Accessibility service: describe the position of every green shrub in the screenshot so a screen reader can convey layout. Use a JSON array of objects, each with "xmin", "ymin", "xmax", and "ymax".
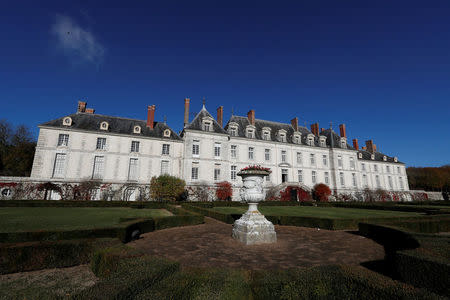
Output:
[
  {"xmin": 150, "ymin": 175, "xmax": 186, "ymax": 201},
  {"xmin": 0, "ymin": 200, "xmax": 167, "ymax": 208},
  {"xmin": 135, "ymin": 268, "xmax": 252, "ymax": 300},
  {"xmin": 0, "ymin": 238, "xmax": 119, "ymax": 274}
]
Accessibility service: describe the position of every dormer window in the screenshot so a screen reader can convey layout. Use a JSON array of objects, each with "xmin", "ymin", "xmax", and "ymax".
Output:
[
  {"xmin": 307, "ymin": 134, "xmax": 314, "ymax": 146},
  {"xmin": 100, "ymin": 122, "xmax": 109, "ymax": 131},
  {"xmin": 133, "ymin": 126, "xmax": 141, "ymax": 134},
  {"xmin": 319, "ymin": 136, "xmax": 326, "ymax": 147},
  {"xmin": 277, "ymin": 129, "xmax": 287, "ymax": 142},
  {"xmin": 394, "ymin": 157, "xmax": 398, "ymax": 163},
  {"xmin": 246, "ymin": 125, "xmax": 256, "ymax": 139},
  {"xmin": 371, "ymin": 154, "xmax": 375, "ymax": 160},
  {"xmin": 202, "ymin": 117, "xmax": 214, "ymax": 132},
  {"xmin": 293, "ymin": 133, "xmax": 301, "ymax": 144},
  {"xmin": 383, "ymin": 156, "xmax": 387, "ymax": 161},
  {"xmin": 358, "ymin": 153, "xmax": 363, "ymax": 159},
  {"xmin": 163, "ymin": 129, "xmax": 171, "ymax": 138},
  {"xmin": 62, "ymin": 117, "xmax": 72, "ymax": 126},
  {"xmin": 340, "ymin": 137, "xmax": 347, "ymax": 149},
  {"xmin": 227, "ymin": 122, "xmax": 239, "ymax": 137},
  {"xmin": 262, "ymin": 127, "xmax": 271, "ymax": 141}
]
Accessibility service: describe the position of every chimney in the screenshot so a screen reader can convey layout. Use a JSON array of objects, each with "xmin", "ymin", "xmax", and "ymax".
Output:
[
  {"xmin": 362, "ymin": 146, "xmax": 367, "ymax": 150},
  {"xmin": 85, "ymin": 108, "xmax": 95, "ymax": 114},
  {"xmin": 339, "ymin": 124, "xmax": 346, "ymax": 138},
  {"xmin": 365, "ymin": 140, "xmax": 377, "ymax": 153},
  {"xmin": 217, "ymin": 106, "xmax": 223, "ymax": 127},
  {"xmin": 183, "ymin": 98, "xmax": 190, "ymax": 127},
  {"xmin": 290, "ymin": 117, "xmax": 299, "ymax": 131},
  {"xmin": 247, "ymin": 110, "xmax": 255, "ymax": 126},
  {"xmin": 147, "ymin": 105, "xmax": 155, "ymax": 129},
  {"xmin": 352, "ymin": 139, "xmax": 359, "ymax": 150},
  {"xmin": 320, "ymin": 128, "xmax": 325, "ymax": 133},
  {"xmin": 77, "ymin": 101, "xmax": 86, "ymax": 113},
  {"xmin": 310, "ymin": 123, "xmax": 319, "ymax": 136}
]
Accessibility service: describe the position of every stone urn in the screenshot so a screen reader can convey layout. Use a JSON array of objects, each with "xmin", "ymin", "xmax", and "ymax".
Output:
[{"xmin": 232, "ymin": 168, "xmax": 277, "ymax": 245}]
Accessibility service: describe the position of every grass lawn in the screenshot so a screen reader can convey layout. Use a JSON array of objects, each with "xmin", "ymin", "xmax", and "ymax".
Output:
[
  {"xmin": 0, "ymin": 207, "xmax": 172, "ymax": 232},
  {"xmin": 211, "ymin": 206, "xmax": 423, "ymax": 219}
]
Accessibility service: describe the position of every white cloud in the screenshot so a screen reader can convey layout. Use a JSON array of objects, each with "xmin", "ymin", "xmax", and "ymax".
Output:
[{"xmin": 51, "ymin": 14, "xmax": 105, "ymax": 65}]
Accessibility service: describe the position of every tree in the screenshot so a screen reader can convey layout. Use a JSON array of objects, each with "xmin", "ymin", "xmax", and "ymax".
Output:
[
  {"xmin": 186, "ymin": 181, "xmax": 213, "ymax": 202},
  {"xmin": 215, "ymin": 181, "xmax": 232, "ymax": 201},
  {"xmin": 312, "ymin": 183, "xmax": 331, "ymax": 202},
  {"xmin": 150, "ymin": 175, "xmax": 186, "ymax": 202}
]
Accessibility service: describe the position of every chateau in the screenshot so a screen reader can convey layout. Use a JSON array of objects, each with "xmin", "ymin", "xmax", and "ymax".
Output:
[{"xmin": 25, "ymin": 99, "xmax": 408, "ymax": 200}]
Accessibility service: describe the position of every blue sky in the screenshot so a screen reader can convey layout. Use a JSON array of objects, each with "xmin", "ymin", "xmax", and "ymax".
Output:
[{"xmin": 1, "ymin": 1, "xmax": 449, "ymax": 167}]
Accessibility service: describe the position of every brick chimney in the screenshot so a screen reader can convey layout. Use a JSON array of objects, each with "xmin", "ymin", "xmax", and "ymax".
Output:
[
  {"xmin": 147, "ymin": 105, "xmax": 155, "ymax": 129},
  {"xmin": 352, "ymin": 139, "xmax": 359, "ymax": 150},
  {"xmin": 290, "ymin": 117, "xmax": 299, "ymax": 131},
  {"xmin": 85, "ymin": 108, "xmax": 95, "ymax": 114},
  {"xmin": 362, "ymin": 146, "xmax": 367, "ymax": 150},
  {"xmin": 339, "ymin": 124, "xmax": 346, "ymax": 138},
  {"xmin": 247, "ymin": 110, "xmax": 255, "ymax": 126},
  {"xmin": 77, "ymin": 101, "xmax": 86, "ymax": 113},
  {"xmin": 365, "ymin": 140, "xmax": 377, "ymax": 153},
  {"xmin": 217, "ymin": 106, "xmax": 223, "ymax": 127},
  {"xmin": 183, "ymin": 98, "xmax": 190, "ymax": 127},
  {"xmin": 310, "ymin": 123, "xmax": 319, "ymax": 136}
]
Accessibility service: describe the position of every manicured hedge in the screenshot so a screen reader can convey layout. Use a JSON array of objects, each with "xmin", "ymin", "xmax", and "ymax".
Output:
[
  {"xmin": 250, "ymin": 265, "xmax": 441, "ymax": 299},
  {"xmin": 0, "ymin": 238, "xmax": 120, "ymax": 274},
  {"xmin": 0, "ymin": 200, "xmax": 168, "ymax": 208}
]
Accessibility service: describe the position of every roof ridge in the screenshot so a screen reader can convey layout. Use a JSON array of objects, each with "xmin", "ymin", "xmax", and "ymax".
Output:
[{"xmin": 75, "ymin": 112, "xmax": 147, "ymax": 123}]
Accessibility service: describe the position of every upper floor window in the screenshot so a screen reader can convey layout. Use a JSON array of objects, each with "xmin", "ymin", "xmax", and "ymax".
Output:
[
  {"xmin": 57, "ymin": 134, "xmax": 69, "ymax": 147},
  {"xmin": 277, "ymin": 130, "xmax": 287, "ymax": 142},
  {"xmin": 96, "ymin": 138, "xmax": 107, "ymax": 150},
  {"xmin": 214, "ymin": 143, "xmax": 221, "ymax": 158},
  {"xmin": 386, "ymin": 166, "xmax": 390, "ymax": 173},
  {"xmin": 308, "ymin": 136, "xmax": 314, "ymax": 146},
  {"xmin": 202, "ymin": 117, "xmax": 214, "ymax": 132},
  {"xmin": 399, "ymin": 177, "xmax": 404, "ymax": 190},
  {"xmin": 231, "ymin": 165, "xmax": 237, "ymax": 181},
  {"xmin": 128, "ymin": 158, "xmax": 138, "ymax": 181},
  {"xmin": 374, "ymin": 164, "xmax": 378, "ymax": 172},
  {"xmin": 203, "ymin": 121, "xmax": 212, "ymax": 131},
  {"xmin": 337, "ymin": 155, "xmax": 343, "ymax": 168},
  {"xmin": 62, "ymin": 117, "xmax": 72, "ymax": 126},
  {"xmin": 350, "ymin": 157, "xmax": 355, "ymax": 170},
  {"xmin": 163, "ymin": 129, "xmax": 171, "ymax": 138},
  {"xmin": 293, "ymin": 133, "xmax": 301, "ymax": 144},
  {"xmin": 319, "ymin": 136, "xmax": 326, "ymax": 147},
  {"xmin": 376, "ymin": 175, "xmax": 381, "ymax": 187},
  {"xmin": 340, "ymin": 139, "xmax": 347, "ymax": 149},
  {"xmin": 281, "ymin": 150, "xmax": 287, "ymax": 162},
  {"xmin": 363, "ymin": 174, "xmax": 368, "ymax": 187},
  {"xmin": 388, "ymin": 176, "xmax": 393, "ymax": 189},
  {"xmin": 131, "ymin": 141, "xmax": 140, "ymax": 153},
  {"xmin": 133, "ymin": 126, "xmax": 141, "ymax": 134},
  {"xmin": 322, "ymin": 155, "xmax": 327, "ymax": 166},
  {"xmin": 214, "ymin": 167, "xmax": 221, "ymax": 181},
  {"xmin": 246, "ymin": 128, "xmax": 255, "ymax": 139},
  {"xmin": 92, "ymin": 156, "xmax": 104, "ymax": 179},
  {"xmin": 352, "ymin": 173, "xmax": 357, "ymax": 187},
  {"xmin": 192, "ymin": 140, "xmax": 200, "ymax": 156},
  {"xmin": 324, "ymin": 172, "xmax": 329, "ymax": 185},
  {"xmin": 397, "ymin": 166, "xmax": 400, "ymax": 174},
  {"xmin": 312, "ymin": 171, "xmax": 317, "ymax": 184},
  {"xmin": 265, "ymin": 149, "xmax": 270, "ymax": 161},
  {"xmin": 231, "ymin": 145, "xmax": 237, "ymax": 158},
  {"xmin": 340, "ymin": 172, "xmax": 345, "ymax": 187},
  {"xmin": 361, "ymin": 163, "xmax": 366, "ymax": 171},
  {"xmin": 52, "ymin": 153, "xmax": 66, "ymax": 178},
  {"xmin": 297, "ymin": 152, "xmax": 302, "ymax": 164},
  {"xmin": 161, "ymin": 160, "xmax": 169, "ymax": 175},
  {"xmin": 162, "ymin": 144, "xmax": 170, "ymax": 155},
  {"xmin": 229, "ymin": 127, "xmax": 237, "ymax": 136},
  {"xmin": 310, "ymin": 153, "xmax": 315, "ymax": 165},
  {"xmin": 100, "ymin": 121, "xmax": 109, "ymax": 131},
  {"xmin": 191, "ymin": 163, "xmax": 199, "ymax": 180},
  {"xmin": 298, "ymin": 170, "xmax": 303, "ymax": 183},
  {"xmin": 248, "ymin": 147, "xmax": 254, "ymax": 160}
]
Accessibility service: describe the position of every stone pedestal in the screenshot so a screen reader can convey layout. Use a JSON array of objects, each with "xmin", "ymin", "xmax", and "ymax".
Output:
[{"xmin": 232, "ymin": 203, "xmax": 277, "ymax": 245}]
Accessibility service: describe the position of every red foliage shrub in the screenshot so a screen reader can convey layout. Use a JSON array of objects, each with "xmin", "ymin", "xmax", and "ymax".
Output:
[
  {"xmin": 215, "ymin": 181, "xmax": 233, "ymax": 201},
  {"xmin": 313, "ymin": 184, "xmax": 331, "ymax": 202},
  {"xmin": 280, "ymin": 186, "xmax": 312, "ymax": 202}
]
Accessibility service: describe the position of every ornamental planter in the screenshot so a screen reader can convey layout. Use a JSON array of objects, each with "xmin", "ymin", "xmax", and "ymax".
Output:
[{"xmin": 232, "ymin": 168, "xmax": 277, "ymax": 245}]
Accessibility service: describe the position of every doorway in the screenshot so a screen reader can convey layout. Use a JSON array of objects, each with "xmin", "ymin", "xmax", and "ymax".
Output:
[{"xmin": 281, "ymin": 169, "xmax": 288, "ymax": 183}]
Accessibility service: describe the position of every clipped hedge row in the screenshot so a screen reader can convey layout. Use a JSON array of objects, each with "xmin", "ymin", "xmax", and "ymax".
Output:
[
  {"xmin": 0, "ymin": 238, "xmax": 120, "ymax": 274},
  {"xmin": 0, "ymin": 200, "xmax": 168, "ymax": 208}
]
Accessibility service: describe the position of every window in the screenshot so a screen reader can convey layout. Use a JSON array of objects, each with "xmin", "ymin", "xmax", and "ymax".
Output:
[
  {"xmin": 192, "ymin": 140, "xmax": 200, "ymax": 156},
  {"xmin": 265, "ymin": 149, "xmax": 270, "ymax": 161},
  {"xmin": 248, "ymin": 147, "xmax": 254, "ymax": 160},
  {"xmin": 282, "ymin": 169, "xmax": 288, "ymax": 182},
  {"xmin": 57, "ymin": 134, "xmax": 69, "ymax": 147},
  {"xmin": 320, "ymin": 139, "xmax": 326, "ymax": 147},
  {"xmin": 308, "ymin": 137, "xmax": 314, "ymax": 146},
  {"xmin": 229, "ymin": 127, "xmax": 237, "ymax": 136},
  {"xmin": 266, "ymin": 173, "xmax": 271, "ymax": 182},
  {"xmin": 203, "ymin": 121, "xmax": 211, "ymax": 131},
  {"xmin": 363, "ymin": 174, "xmax": 368, "ymax": 187},
  {"xmin": 352, "ymin": 173, "xmax": 357, "ymax": 187},
  {"xmin": 298, "ymin": 170, "xmax": 303, "ymax": 183},
  {"xmin": 386, "ymin": 166, "xmax": 390, "ymax": 173},
  {"xmin": 231, "ymin": 166, "xmax": 237, "ymax": 181},
  {"xmin": 383, "ymin": 156, "xmax": 387, "ymax": 161},
  {"xmin": 246, "ymin": 129, "xmax": 255, "ymax": 139},
  {"xmin": 214, "ymin": 168, "xmax": 221, "ymax": 181},
  {"xmin": 337, "ymin": 155, "xmax": 343, "ymax": 168},
  {"xmin": 340, "ymin": 140, "xmax": 346, "ymax": 149},
  {"xmin": 281, "ymin": 150, "xmax": 287, "ymax": 162},
  {"xmin": 340, "ymin": 172, "xmax": 345, "ymax": 187},
  {"xmin": 358, "ymin": 153, "xmax": 363, "ymax": 159},
  {"xmin": 312, "ymin": 171, "xmax": 317, "ymax": 184},
  {"xmin": 376, "ymin": 175, "xmax": 381, "ymax": 188},
  {"xmin": 133, "ymin": 126, "xmax": 141, "ymax": 134},
  {"xmin": 161, "ymin": 160, "xmax": 169, "ymax": 175},
  {"xmin": 263, "ymin": 131, "xmax": 270, "ymax": 141},
  {"xmin": 310, "ymin": 153, "xmax": 315, "ymax": 165},
  {"xmin": 162, "ymin": 144, "xmax": 170, "ymax": 155},
  {"xmin": 297, "ymin": 152, "xmax": 302, "ymax": 164},
  {"xmin": 128, "ymin": 158, "xmax": 138, "ymax": 181},
  {"xmin": 350, "ymin": 157, "xmax": 355, "ymax": 170},
  {"xmin": 324, "ymin": 172, "xmax": 329, "ymax": 185},
  {"xmin": 278, "ymin": 133, "xmax": 286, "ymax": 142},
  {"xmin": 397, "ymin": 166, "xmax": 400, "ymax": 174},
  {"xmin": 399, "ymin": 177, "xmax": 404, "ymax": 190},
  {"xmin": 322, "ymin": 155, "xmax": 327, "ymax": 166},
  {"xmin": 191, "ymin": 164, "xmax": 199, "ymax": 180},
  {"xmin": 63, "ymin": 117, "xmax": 72, "ymax": 126},
  {"xmin": 231, "ymin": 145, "xmax": 237, "ymax": 158},
  {"xmin": 96, "ymin": 138, "xmax": 106, "ymax": 150},
  {"xmin": 388, "ymin": 176, "xmax": 393, "ymax": 189},
  {"xmin": 92, "ymin": 156, "xmax": 104, "ymax": 179},
  {"xmin": 214, "ymin": 143, "xmax": 221, "ymax": 158},
  {"xmin": 362, "ymin": 163, "xmax": 366, "ymax": 171},
  {"xmin": 374, "ymin": 164, "xmax": 378, "ymax": 172},
  {"xmin": 131, "ymin": 141, "xmax": 140, "ymax": 153},
  {"xmin": 100, "ymin": 122, "xmax": 109, "ymax": 130},
  {"xmin": 52, "ymin": 153, "xmax": 66, "ymax": 178},
  {"xmin": 293, "ymin": 134, "xmax": 301, "ymax": 144}
]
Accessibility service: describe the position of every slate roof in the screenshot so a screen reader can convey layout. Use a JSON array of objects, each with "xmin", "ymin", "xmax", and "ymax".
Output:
[
  {"xmin": 357, "ymin": 150, "xmax": 403, "ymax": 164},
  {"xmin": 183, "ymin": 106, "xmax": 228, "ymax": 135},
  {"xmin": 40, "ymin": 113, "xmax": 182, "ymax": 141}
]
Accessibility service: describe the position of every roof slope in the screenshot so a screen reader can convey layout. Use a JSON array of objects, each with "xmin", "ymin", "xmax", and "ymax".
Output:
[
  {"xmin": 40, "ymin": 113, "xmax": 182, "ymax": 141},
  {"xmin": 184, "ymin": 106, "xmax": 227, "ymax": 134}
]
